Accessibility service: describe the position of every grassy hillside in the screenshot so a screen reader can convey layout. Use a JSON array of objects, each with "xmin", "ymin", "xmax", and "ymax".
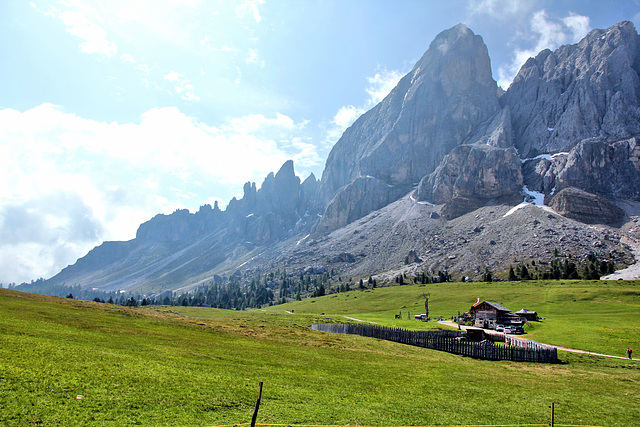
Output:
[
  {"xmin": 270, "ymin": 280, "xmax": 640, "ymax": 356},
  {"xmin": 1, "ymin": 283, "xmax": 639, "ymax": 426}
]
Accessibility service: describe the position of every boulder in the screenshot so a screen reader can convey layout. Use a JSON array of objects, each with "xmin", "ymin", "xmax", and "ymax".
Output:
[
  {"xmin": 330, "ymin": 253, "xmax": 356, "ymax": 263},
  {"xmin": 405, "ymin": 250, "xmax": 423, "ymax": 264},
  {"xmin": 303, "ymin": 266, "xmax": 327, "ymax": 275}
]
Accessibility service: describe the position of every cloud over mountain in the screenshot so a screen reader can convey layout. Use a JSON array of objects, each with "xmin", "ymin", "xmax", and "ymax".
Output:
[{"xmin": 0, "ymin": 103, "xmax": 317, "ymax": 284}]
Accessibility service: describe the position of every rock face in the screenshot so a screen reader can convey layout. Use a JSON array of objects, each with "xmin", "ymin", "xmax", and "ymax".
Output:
[
  {"xmin": 416, "ymin": 144, "xmax": 523, "ymax": 218},
  {"xmin": 317, "ymin": 24, "xmax": 501, "ymax": 230},
  {"xmin": 502, "ymin": 21, "xmax": 640, "ymax": 158},
  {"xmin": 556, "ymin": 137, "xmax": 640, "ymax": 199},
  {"xmin": 223, "ymin": 160, "xmax": 321, "ymax": 244},
  {"xmin": 314, "ymin": 176, "xmax": 407, "ymax": 233},
  {"xmin": 405, "ymin": 250, "xmax": 423, "ymax": 265},
  {"xmin": 548, "ymin": 187, "xmax": 625, "ymax": 225},
  {"xmin": 522, "ymin": 136, "xmax": 640, "ymax": 200}
]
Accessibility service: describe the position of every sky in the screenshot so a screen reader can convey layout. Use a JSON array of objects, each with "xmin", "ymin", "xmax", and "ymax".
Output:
[{"xmin": 1, "ymin": 0, "xmax": 639, "ymax": 285}]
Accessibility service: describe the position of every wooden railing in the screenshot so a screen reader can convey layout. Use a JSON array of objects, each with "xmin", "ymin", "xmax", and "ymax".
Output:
[{"xmin": 312, "ymin": 323, "xmax": 558, "ymax": 363}]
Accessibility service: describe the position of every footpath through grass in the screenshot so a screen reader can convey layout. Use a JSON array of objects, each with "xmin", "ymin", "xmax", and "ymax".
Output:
[{"xmin": 1, "ymin": 283, "xmax": 639, "ymax": 426}]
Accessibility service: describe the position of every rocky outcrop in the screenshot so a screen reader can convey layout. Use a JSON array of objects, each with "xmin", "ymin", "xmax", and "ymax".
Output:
[
  {"xmin": 316, "ymin": 24, "xmax": 501, "ymax": 229},
  {"xmin": 136, "ymin": 204, "xmax": 226, "ymax": 244},
  {"xmin": 405, "ymin": 250, "xmax": 423, "ymax": 265},
  {"xmin": 548, "ymin": 187, "xmax": 625, "ymax": 225},
  {"xmin": 502, "ymin": 21, "xmax": 640, "ymax": 158},
  {"xmin": 522, "ymin": 136, "xmax": 640, "ymax": 202},
  {"xmin": 416, "ymin": 144, "xmax": 523, "ymax": 218},
  {"xmin": 556, "ymin": 137, "xmax": 640, "ymax": 199},
  {"xmin": 222, "ymin": 160, "xmax": 319, "ymax": 244},
  {"xmin": 330, "ymin": 253, "xmax": 356, "ymax": 263},
  {"xmin": 47, "ymin": 160, "xmax": 318, "ymax": 290},
  {"xmin": 319, "ymin": 21, "xmax": 640, "ymax": 229}
]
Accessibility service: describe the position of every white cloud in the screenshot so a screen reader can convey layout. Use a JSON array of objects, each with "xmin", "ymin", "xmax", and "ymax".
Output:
[
  {"xmin": 365, "ymin": 69, "xmax": 404, "ymax": 106},
  {"xmin": 164, "ymin": 71, "xmax": 181, "ymax": 82},
  {"xmin": 334, "ymin": 105, "xmax": 365, "ymax": 130},
  {"xmin": 563, "ymin": 12, "xmax": 591, "ymax": 42},
  {"xmin": 0, "ymin": 104, "xmax": 319, "ymax": 284},
  {"xmin": 466, "ymin": 0, "xmax": 535, "ymax": 21},
  {"xmin": 236, "ymin": 0, "xmax": 265, "ymax": 23},
  {"xmin": 164, "ymin": 71, "xmax": 200, "ymax": 101},
  {"xmin": 56, "ymin": 9, "xmax": 117, "ymax": 57},
  {"xmin": 497, "ymin": 10, "xmax": 591, "ymax": 89},
  {"xmin": 530, "ymin": 10, "xmax": 569, "ymax": 50},
  {"xmin": 120, "ymin": 53, "xmax": 136, "ymax": 63},
  {"xmin": 322, "ymin": 105, "xmax": 365, "ymax": 147},
  {"xmin": 200, "ymin": 35, "xmax": 239, "ymax": 53},
  {"xmin": 323, "ymin": 67, "xmax": 406, "ymax": 147},
  {"xmin": 246, "ymin": 48, "xmax": 265, "ymax": 67}
]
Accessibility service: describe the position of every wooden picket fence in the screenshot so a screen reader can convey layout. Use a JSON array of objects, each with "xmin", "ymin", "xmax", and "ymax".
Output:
[{"xmin": 312, "ymin": 323, "xmax": 558, "ymax": 363}]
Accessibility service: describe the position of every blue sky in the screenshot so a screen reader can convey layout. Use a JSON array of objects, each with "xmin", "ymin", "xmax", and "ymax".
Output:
[{"xmin": 1, "ymin": 0, "xmax": 639, "ymax": 284}]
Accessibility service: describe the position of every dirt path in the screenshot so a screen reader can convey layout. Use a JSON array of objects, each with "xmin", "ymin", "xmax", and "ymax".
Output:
[
  {"xmin": 437, "ymin": 321, "xmax": 638, "ymax": 361},
  {"xmin": 344, "ymin": 316, "xmax": 377, "ymax": 324}
]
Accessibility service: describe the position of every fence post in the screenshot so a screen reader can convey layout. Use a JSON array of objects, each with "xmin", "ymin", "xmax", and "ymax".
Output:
[
  {"xmin": 250, "ymin": 381, "xmax": 263, "ymax": 427},
  {"xmin": 550, "ymin": 402, "xmax": 554, "ymax": 427}
]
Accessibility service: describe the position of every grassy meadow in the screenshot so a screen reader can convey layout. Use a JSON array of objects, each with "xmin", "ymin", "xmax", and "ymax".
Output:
[{"xmin": 1, "ymin": 280, "xmax": 639, "ymax": 426}]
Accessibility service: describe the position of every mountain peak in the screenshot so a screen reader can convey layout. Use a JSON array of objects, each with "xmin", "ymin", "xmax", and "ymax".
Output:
[
  {"xmin": 275, "ymin": 159, "xmax": 296, "ymax": 180},
  {"xmin": 503, "ymin": 20, "xmax": 640, "ymax": 158},
  {"xmin": 431, "ymin": 23, "xmax": 473, "ymax": 46},
  {"xmin": 317, "ymin": 23, "xmax": 499, "ymax": 230}
]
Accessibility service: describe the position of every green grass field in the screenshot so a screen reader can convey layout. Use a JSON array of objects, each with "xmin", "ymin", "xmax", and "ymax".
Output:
[{"xmin": 1, "ymin": 281, "xmax": 639, "ymax": 426}]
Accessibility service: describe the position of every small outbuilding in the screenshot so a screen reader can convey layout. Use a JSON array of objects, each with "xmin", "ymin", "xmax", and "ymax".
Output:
[
  {"xmin": 515, "ymin": 308, "xmax": 539, "ymax": 322},
  {"xmin": 463, "ymin": 327, "xmax": 486, "ymax": 342}
]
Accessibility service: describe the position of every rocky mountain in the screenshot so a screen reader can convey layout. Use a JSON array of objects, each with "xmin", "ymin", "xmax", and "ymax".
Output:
[
  {"xmin": 502, "ymin": 21, "xmax": 640, "ymax": 158},
  {"xmin": 46, "ymin": 161, "xmax": 320, "ymax": 292},
  {"xmin": 316, "ymin": 24, "xmax": 502, "ymax": 231},
  {"xmin": 414, "ymin": 20, "xmax": 640, "ymax": 220},
  {"xmin": 35, "ymin": 21, "xmax": 640, "ymax": 296}
]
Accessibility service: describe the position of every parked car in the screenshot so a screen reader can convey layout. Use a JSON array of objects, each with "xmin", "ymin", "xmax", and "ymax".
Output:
[
  {"xmin": 514, "ymin": 326, "xmax": 525, "ymax": 334},
  {"xmin": 504, "ymin": 326, "xmax": 515, "ymax": 334},
  {"xmin": 496, "ymin": 325, "xmax": 505, "ymax": 332}
]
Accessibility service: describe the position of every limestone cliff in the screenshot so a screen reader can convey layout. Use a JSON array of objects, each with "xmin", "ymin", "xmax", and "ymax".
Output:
[
  {"xmin": 502, "ymin": 21, "xmax": 640, "ymax": 158},
  {"xmin": 316, "ymin": 24, "xmax": 501, "ymax": 230},
  {"xmin": 415, "ymin": 144, "xmax": 523, "ymax": 218}
]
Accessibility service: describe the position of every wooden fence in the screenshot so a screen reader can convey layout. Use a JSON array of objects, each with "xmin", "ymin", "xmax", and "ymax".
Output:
[{"xmin": 312, "ymin": 323, "xmax": 558, "ymax": 363}]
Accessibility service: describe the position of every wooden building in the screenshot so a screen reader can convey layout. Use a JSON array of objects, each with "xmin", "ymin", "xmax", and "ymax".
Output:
[
  {"xmin": 469, "ymin": 301, "xmax": 523, "ymax": 329},
  {"xmin": 515, "ymin": 308, "xmax": 539, "ymax": 321}
]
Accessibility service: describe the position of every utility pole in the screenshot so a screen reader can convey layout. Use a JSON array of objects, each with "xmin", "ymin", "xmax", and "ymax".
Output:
[{"xmin": 424, "ymin": 293, "xmax": 430, "ymax": 319}]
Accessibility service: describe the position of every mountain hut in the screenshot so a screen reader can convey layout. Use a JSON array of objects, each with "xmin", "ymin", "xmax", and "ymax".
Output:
[{"xmin": 468, "ymin": 301, "xmax": 523, "ymax": 329}]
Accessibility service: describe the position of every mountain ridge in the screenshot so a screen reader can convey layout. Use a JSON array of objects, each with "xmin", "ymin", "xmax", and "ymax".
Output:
[{"xmin": 35, "ymin": 21, "xmax": 640, "ymax": 296}]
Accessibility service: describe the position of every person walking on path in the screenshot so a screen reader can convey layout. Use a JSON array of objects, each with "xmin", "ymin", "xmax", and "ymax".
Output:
[{"xmin": 628, "ymin": 348, "xmax": 633, "ymax": 359}]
